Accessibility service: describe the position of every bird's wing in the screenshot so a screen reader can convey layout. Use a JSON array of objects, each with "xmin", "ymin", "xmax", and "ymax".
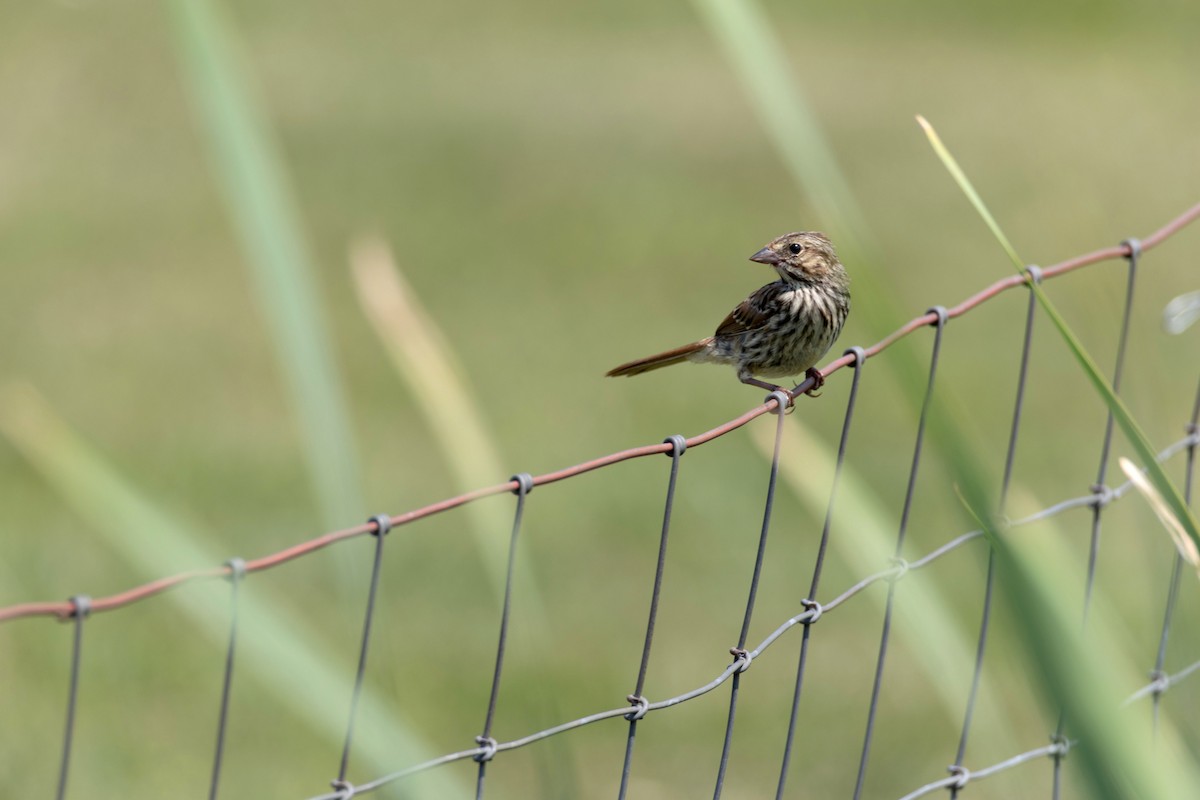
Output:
[{"xmin": 714, "ymin": 282, "xmax": 787, "ymax": 338}]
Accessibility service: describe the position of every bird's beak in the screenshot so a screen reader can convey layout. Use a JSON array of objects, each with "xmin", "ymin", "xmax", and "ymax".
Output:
[{"xmin": 750, "ymin": 247, "xmax": 780, "ymax": 265}]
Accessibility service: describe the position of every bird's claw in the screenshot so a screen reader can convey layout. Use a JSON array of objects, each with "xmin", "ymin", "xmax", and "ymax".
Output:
[{"xmin": 800, "ymin": 367, "xmax": 825, "ymax": 398}]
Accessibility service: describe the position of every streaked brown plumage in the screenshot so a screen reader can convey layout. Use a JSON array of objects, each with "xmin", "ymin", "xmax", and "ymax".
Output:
[{"xmin": 606, "ymin": 232, "xmax": 850, "ymax": 394}]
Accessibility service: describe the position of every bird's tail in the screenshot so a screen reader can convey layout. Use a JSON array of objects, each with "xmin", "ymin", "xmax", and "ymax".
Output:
[{"xmin": 606, "ymin": 338, "xmax": 712, "ymax": 377}]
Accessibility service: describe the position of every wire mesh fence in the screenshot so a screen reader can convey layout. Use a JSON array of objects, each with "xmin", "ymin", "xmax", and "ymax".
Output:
[{"xmin": 3, "ymin": 203, "xmax": 1200, "ymax": 799}]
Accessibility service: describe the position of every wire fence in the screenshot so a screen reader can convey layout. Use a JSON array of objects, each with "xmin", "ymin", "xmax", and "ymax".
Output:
[{"xmin": 4, "ymin": 203, "xmax": 1200, "ymax": 799}]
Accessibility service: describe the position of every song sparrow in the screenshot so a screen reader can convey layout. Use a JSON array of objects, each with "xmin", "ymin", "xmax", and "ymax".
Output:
[{"xmin": 606, "ymin": 232, "xmax": 850, "ymax": 395}]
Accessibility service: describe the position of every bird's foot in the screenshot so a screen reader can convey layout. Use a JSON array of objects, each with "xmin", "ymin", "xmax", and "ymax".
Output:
[
  {"xmin": 739, "ymin": 375, "xmax": 795, "ymax": 412},
  {"xmin": 798, "ymin": 367, "xmax": 825, "ymax": 398}
]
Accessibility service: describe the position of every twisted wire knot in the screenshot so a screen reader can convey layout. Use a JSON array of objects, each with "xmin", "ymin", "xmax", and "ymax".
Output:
[
  {"xmin": 729, "ymin": 647, "xmax": 753, "ymax": 673},
  {"xmin": 625, "ymin": 694, "xmax": 650, "ymax": 721},
  {"xmin": 1049, "ymin": 733, "xmax": 1072, "ymax": 759},
  {"xmin": 329, "ymin": 779, "xmax": 356, "ymax": 798},
  {"xmin": 474, "ymin": 735, "xmax": 498, "ymax": 763},
  {"xmin": 1090, "ymin": 483, "xmax": 1116, "ymax": 509}
]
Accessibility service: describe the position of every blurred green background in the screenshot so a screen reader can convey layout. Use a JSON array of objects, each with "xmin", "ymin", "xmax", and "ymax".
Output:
[{"xmin": 1, "ymin": 0, "xmax": 1198, "ymax": 798}]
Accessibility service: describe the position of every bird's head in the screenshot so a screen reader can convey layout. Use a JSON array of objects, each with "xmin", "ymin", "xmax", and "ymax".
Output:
[{"xmin": 749, "ymin": 231, "xmax": 844, "ymax": 286}]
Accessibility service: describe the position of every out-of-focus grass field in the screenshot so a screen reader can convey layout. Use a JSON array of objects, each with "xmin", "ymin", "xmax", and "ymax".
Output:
[{"xmin": 2, "ymin": 1, "xmax": 1199, "ymax": 798}]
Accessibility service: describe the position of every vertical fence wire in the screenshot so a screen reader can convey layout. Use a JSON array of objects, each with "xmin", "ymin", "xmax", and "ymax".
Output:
[
  {"xmin": 334, "ymin": 514, "xmax": 393, "ymax": 793},
  {"xmin": 712, "ymin": 390, "xmax": 791, "ymax": 800},
  {"xmin": 1148, "ymin": 376, "xmax": 1200, "ymax": 733},
  {"xmin": 209, "ymin": 558, "xmax": 246, "ymax": 800},
  {"xmin": 852, "ymin": 308, "xmax": 949, "ymax": 800},
  {"xmin": 617, "ymin": 435, "xmax": 687, "ymax": 799},
  {"xmin": 8, "ymin": 215, "xmax": 1200, "ymax": 800},
  {"xmin": 948, "ymin": 268, "xmax": 1041, "ymax": 797},
  {"xmin": 1081, "ymin": 240, "xmax": 1140, "ymax": 619},
  {"xmin": 474, "ymin": 475, "xmax": 534, "ymax": 799},
  {"xmin": 56, "ymin": 595, "xmax": 90, "ymax": 800},
  {"xmin": 1053, "ymin": 241, "xmax": 1140, "ymax": 797},
  {"xmin": 775, "ymin": 347, "xmax": 868, "ymax": 799}
]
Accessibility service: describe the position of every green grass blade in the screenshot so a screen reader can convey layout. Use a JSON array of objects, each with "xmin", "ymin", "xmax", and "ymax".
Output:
[
  {"xmin": 165, "ymin": 0, "xmax": 363, "ymax": 528},
  {"xmin": 848, "ymin": 112, "xmax": 1200, "ymax": 798},
  {"xmin": 916, "ymin": 116, "xmax": 1024, "ymax": 270},
  {"xmin": 0, "ymin": 383, "xmax": 461, "ymax": 796},
  {"xmin": 1036, "ymin": 301, "xmax": 1199, "ymax": 547},
  {"xmin": 961, "ymin": 488, "xmax": 1200, "ymax": 799},
  {"xmin": 917, "ymin": 115, "xmax": 1200, "ymax": 552}
]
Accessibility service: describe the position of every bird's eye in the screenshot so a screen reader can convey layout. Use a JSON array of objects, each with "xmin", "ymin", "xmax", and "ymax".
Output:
[{"xmin": 788, "ymin": 242, "xmax": 804, "ymax": 254}]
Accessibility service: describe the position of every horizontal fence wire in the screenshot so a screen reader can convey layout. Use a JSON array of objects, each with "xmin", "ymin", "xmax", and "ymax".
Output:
[
  {"xmin": 895, "ymin": 742, "xmax": 1070, "ymax": 800},
  {"xmin": 3, "ymin": 201, "xmax": 1198, "ymax": 627},
  {"xmin": 297, "ymin": 426, "xmax": 1200, "ymax": 799},
  {"xmin": 2, "ymin": 202, "xmax": 1199, "ymax": 800}
]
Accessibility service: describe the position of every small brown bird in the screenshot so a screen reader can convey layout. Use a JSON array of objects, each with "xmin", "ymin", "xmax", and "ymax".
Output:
[{"xmin": 606, "ymin": 232, "xmax": 850, "ymax": 394}]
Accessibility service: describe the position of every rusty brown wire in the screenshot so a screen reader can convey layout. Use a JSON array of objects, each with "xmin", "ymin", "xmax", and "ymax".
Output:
[{"xmin": 2, "ymin": 201, "xmax": 1198, "ymax": 626}]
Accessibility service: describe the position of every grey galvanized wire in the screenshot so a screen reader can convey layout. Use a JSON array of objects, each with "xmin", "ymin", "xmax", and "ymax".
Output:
[
  {"xmin": 299, "ymin": 424, "xmax": 1200, "ymax": 800},
  {"xmin": 5, "ymin": 206, "xmax": 1198, "ymax": 800},
  {"xmin": 1053, "ymin": 240, "xmax": 1141, "ymax": 799},
  {"xmin": 712, "ymin": 390, "xmax": 790, "ymax": 800},
  {"xmin": 775, "ymin": 346, "xmax": 867, "ymax": 800},
  {"xmin": 334, "ymin": 515, "xmax": 394, "ymax": 792},
  {"xmin": 905, "ymin": 652, "xmax": 1200, "ymax": 800},
  {"xmin": 949, "ymin": 266, "xmax": 1040, "ymax": 799},
  {"xmin": 474, "ymin": 475, "xmax": 533, "ymax": 800},
  {"xmin": 1146, "ymin": 376, "xmax": 1200, "ymax": 734},
  {"xmin": 56, "ymin": 595, "xmax": 90, "ymax": 800},
  {"xmin": 853, "ymin": 308, "xmax": 948, "ymax": 800},
  {"xmin": 1082, "ymin": 240, "xmax": 1141, "ymax": 619},
  {"xmin": 208, "ymin": 558, "xmax": 246, "ymax": 800},
  {"xmin": 6, "ymin": 209, "xmax": 1198, "ymax": 629},
  {"xmin": 617, "ymin": 435, "xmax": 687, "ymax": 799},
  {"xmin": 896, "ymin": 741, "xmax": 1071, "ymax": 800},
  {"xmin": 1126, "ymin": 658, "xmax": 1200, "ymax": 705}
]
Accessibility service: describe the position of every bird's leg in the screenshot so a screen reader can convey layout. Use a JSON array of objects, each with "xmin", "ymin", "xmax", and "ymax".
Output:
[
  {"xmin": 738, "ymin": 370, "xmax": 785, "ymax": 394},
  {"xmin": 741, "ymin": 374, "xmax": 795, "ymax": 413},
  {"xmin": 797, "ymin": 367, "xmax": 825, "ymax": 397}
]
